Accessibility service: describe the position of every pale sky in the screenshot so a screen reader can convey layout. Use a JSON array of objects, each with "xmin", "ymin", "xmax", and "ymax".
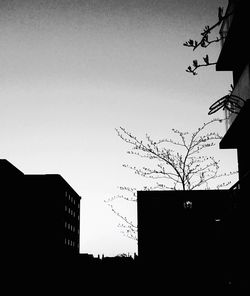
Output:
[{"xmin": 0, "ymin": 0, "xmax": 237, "ymax": 256}]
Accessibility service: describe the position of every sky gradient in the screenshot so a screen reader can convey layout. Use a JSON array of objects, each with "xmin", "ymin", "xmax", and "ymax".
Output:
[{"xmin": 0, "ymin": 0, "xmax": 237, "ymax": 256}]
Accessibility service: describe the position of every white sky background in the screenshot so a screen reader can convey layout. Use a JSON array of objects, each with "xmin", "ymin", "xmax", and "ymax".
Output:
[{"xmin": 0, "ymin": 0, "xmax": 238, "ymax": 256}]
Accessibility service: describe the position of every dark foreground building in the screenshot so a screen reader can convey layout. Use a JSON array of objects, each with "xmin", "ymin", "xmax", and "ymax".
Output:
[
  {"xmin": 0, "ymin": 159, "xmax": 81, "ymax": 265},
  {"xmin": 217, "ymin": 0, "xmax": 250, "ymax": 289},
  {"xmin": 137, "ymin": 190, "xmax": 233, "ymax": 289},
  {"xmin": 217, "ymin": 0, "xmax": 250, "ymax": 185}
]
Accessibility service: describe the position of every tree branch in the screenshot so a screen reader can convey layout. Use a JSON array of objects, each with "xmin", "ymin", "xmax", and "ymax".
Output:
[
  {"xmin": 184, "ymin": 7, "xmax": 234, "ymax": 75},
  {"xmin": 183, "ymin": 7, "xmax": 233, "ymax": 51}
]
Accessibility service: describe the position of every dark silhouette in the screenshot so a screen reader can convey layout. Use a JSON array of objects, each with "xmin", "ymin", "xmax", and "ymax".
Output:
[
  {"xmin": 137, "ymin": 190, "xmax": 234, "ymax": 290},
  {"xmin": 1, "ymin": 0, "xmax": 249, "ymax": 292},
  {"xmin": 0, "ymin": 159, "xmax": 137, "ymax": 290},
  {"xmin": 216, "ymin": 0, "xmax": 250, "ymax": 289},
  {"xmin": 0, "ymin": 159, "xmax": 81, "ymax": 269}
]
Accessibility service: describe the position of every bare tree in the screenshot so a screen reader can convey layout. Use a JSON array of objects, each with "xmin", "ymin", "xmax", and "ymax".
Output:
[
  {"xmin": 116, "ymin": 119, "xmax": 234, "ymax": 191},
  {"xmin": 106, "ymin": 119, "xmax": 237, "ymax": 240}
]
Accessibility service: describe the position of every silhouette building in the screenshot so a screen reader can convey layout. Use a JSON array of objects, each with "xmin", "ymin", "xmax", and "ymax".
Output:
[
  {"xmin": 137, "ymin": 190, "xmax": 231, "ymax": 285},
  {"xmin": 0, "ymin": 159, "xmax": 81, "ymax": 260},
  {"xmin": 23, "ymin": 174, "xmax": 81, "ymax": 255},
  {"xmin": 216, "ymin": 0, "xmax": 250, "ymax": 288},
  {"xmin": 217, "ymin": 0, "xmax": 250, "ymax": 185}
]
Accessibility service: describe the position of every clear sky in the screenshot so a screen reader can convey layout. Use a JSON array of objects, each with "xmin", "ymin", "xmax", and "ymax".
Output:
[{"xmin": 0, "ymin": 0, "xmax": 237, "ymax": 256}]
